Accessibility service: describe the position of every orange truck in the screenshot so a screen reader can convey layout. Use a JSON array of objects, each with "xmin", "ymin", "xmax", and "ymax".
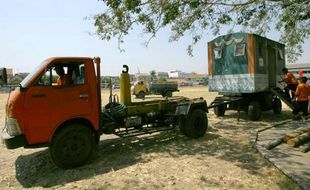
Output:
[{"xmin": 2, "ymin": 57, "xmax": 208, "ymax": 169}]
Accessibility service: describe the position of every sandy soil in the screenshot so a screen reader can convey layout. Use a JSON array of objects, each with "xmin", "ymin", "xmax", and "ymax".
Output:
[{"xmin": 0, "ymin": 86, "xmax": 301, "ymax": 190}]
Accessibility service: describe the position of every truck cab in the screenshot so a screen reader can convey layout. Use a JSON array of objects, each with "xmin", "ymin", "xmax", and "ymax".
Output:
[
  {"xmin": 2, "ymin": 56, "xmax": 208, "ymax": 169},
  {"xmin": 2, "ymin": 57, "xmax": 100, "ymax": 150},
  {"xmin": 131, "ymin": 80, "xmax": 148, "ymax": 98}
]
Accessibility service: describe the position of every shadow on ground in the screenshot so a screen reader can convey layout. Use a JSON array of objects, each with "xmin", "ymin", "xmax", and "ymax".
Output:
[
  {"xmin": 14, "ymin": 124, "xmax": 277, "ymax": 188},
  {"xmin": 213, "ymin": 110, "xmax": 292, "ymax": 123}
]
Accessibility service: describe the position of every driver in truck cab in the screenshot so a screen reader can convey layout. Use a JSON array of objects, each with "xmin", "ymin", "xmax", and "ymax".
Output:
[{"xmin": 54, "ymin": 66, "xmax": 72, "ymax": 86}]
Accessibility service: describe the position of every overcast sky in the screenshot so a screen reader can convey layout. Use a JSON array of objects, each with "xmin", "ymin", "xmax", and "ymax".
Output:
[{"xmin": 1, "ymin": 0, "xmax": 310, "ymax": 76}]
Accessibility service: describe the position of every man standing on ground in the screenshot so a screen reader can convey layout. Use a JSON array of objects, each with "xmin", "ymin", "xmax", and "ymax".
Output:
[{"xmin": 293, "ymin": 76, "xmax": 310, "ymax": 120}]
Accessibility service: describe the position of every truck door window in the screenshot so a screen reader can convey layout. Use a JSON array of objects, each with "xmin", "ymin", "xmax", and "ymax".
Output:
[
  {"xmin": 36, "ymin": 63, "xmax": 85, "ymax": 86},
  {"xmin": 74, "ymin": 65, "xmax": 85, "ymax": 84},
  {"xmin": 36, "ymin": 67, "xmax": 53, "ymax": 86},
  {"xmin": 36, "ymin": 66, "xmax": 68, "ymax": 86}
]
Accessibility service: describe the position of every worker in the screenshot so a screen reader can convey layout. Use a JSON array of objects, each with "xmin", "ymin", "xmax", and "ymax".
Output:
[
  {"xmin": 54, "ymin": 66, "xmax": 72, "ymax": 86},
  {"xmin": 281, "ymin": 68, "xmax": 298, "ymax": 100},
  {"xmin": 292, "ymin": 76, "xmax": 310, "ymax": 120}
]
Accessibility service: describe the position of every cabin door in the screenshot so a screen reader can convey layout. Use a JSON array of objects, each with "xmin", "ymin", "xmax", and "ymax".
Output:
[{"xmin": 267, "ymin": 46, "xmax": 276, "ymax": 87}]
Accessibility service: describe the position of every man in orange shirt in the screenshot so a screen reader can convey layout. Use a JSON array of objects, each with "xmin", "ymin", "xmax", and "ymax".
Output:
[
  {"xmin": 282, "ymin": 68, "xmax": 298, "ymax": 99},
  {"xmin": 54, "ymin": 66, "xmax": 72, "ymax": 86},
  {"xmin": 293, "ymin": 76, "xmax": 310, "ymax": 119}
]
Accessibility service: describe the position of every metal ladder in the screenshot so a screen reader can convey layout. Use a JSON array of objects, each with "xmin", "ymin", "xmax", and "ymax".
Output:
[{"xmin": 270, "ymin": 87, "xmax": 295, "ymax": 110}]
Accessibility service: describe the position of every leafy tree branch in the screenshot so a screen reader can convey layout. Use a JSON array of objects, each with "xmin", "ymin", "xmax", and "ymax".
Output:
[{"xmin": 93, "ymin": 0, "xmax": 310, "ymax": 62}]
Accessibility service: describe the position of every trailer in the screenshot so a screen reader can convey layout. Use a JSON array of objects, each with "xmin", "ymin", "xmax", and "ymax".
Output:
[
  {"xmin": 2, "ymin": 57, "xmax": 208, "ymax": 169},
  {"xmin": 208, "ymin": 32, "xmax": 293, "ymax": 121}
]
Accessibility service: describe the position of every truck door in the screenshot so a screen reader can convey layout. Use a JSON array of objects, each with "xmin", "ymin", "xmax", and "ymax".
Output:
[
  {"xmin": 23, "ymin": 61, "xmax": 92, "ymax": 144},
  {"xmin": 267, "ymin": 46, "xmax": 276, "ymax": 87}
]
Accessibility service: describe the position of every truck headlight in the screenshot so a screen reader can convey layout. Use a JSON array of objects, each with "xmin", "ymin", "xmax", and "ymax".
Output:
[{"xmin": 5, "ymin": 118, "xmax": 22, "ymax": 136}]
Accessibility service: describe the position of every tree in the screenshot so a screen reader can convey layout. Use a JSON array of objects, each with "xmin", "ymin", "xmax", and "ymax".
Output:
[
  {"xmin": 93, "ymin": 0, "xmax": 310, "ymax": 62},
  {"xmin": 150, "ymin": 70, "xmax": 157, "ymax": 81}
]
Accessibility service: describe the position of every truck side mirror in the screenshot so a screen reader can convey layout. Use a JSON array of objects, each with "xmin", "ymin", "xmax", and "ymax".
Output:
[{"xmin": 0, "ymin": 68, "xmax": 7, "ymax": 85}]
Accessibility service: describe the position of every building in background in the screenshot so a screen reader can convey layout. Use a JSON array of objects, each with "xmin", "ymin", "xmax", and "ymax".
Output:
[
  {"xmin": 287, "ymin": 63, "xmax": 310, "ymax": 78},
  {"xmin": 6, "ymin": 68, "xmax": 13, "ymax": 81},
  {"xmin": 168, "ymin": 70, "xmax": 187, "ymax": 79}
]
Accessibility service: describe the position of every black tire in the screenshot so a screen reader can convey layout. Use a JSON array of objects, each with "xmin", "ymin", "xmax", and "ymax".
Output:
[
  {"xmin": 164, "ymin": 91, "xmax": 173, "ymax": 97},
  {"xmin": 49, "ymin": 124, "xmax": 96, "ymax": 169},
  {"xmin": 179, "ymin": 109, "xmax": 208, "ymax": 138},
  {"xmin": 137, "ymin": 91, "xmax": 145, "ymax": 99},
  {"xmin": 273, "ymin": 98, "xmax": 282, "ymax": 114},
  {"xmin": 247, "ymin": 101, "xmax": 261, "ymax": 121},
  {"xmin": 214, "ymin": 104, "xmax": 226, "ymax": 117}
]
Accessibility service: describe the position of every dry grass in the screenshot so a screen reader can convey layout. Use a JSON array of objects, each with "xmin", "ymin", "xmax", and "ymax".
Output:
[{"xmin": 0, "ymin": 87, "xmax": 300, "ymax": 190}]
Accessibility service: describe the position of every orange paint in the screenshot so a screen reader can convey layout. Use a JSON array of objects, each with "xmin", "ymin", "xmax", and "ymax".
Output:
[
  {"xmin": 208, "ymin": 42, "xmax": 213, "ymax": 76},
  {"xmin": 247, "ymin": 34, "xmax": 255, "ymax": 74}
]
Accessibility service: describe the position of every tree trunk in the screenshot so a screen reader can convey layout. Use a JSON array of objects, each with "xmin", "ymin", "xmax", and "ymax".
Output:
[
  {"xmin": 287, "ymin": 131, "xmax": 310, "ymax": 147},
  {"xmin": 283, "ymin": 126, "xmax": 310, "ymax": 142}
]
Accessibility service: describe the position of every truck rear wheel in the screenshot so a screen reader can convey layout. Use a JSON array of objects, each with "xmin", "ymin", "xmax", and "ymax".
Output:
[
  {"xmin": 247, "ymin": 101, "xmax": 261, "ymax": 121},
  {"xmin": 49, "ymin": 124, "xmax": 96, "ymax": 169},
  {"xmin": 179, "ymin": 109, "xmax": 208, "ymax": 138}
]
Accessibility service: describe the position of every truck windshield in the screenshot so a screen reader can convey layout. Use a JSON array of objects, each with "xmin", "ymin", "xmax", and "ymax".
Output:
[{"xmin": 20, "ymin": 60, "xmax": 48, "ymax": 88}]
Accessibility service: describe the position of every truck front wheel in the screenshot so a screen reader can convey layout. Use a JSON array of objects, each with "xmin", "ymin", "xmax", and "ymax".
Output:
[
  {"xmin": 179, "ymin": 109, "xmax": 208, "ymax": 138},
  {"xmin": 49, "ymin": 124, "xmax": 96, "ymax": 169}
]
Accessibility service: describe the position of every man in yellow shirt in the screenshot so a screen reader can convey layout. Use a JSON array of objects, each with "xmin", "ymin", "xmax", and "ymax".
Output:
[
  {"xmin": 293, "ymin": 76, "xmax": 310, "ymax": 119},
  {"xmin": 282, "ymin": 68, "xmax": 298, "ymax": 99}
]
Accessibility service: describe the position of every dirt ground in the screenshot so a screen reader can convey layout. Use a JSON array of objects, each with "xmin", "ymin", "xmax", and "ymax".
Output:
[{"xmin": 0, "ymin": 86, "xmax": 301, "ymax": 190}]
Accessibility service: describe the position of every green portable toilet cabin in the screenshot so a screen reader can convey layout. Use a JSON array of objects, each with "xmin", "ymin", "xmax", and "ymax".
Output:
[{"xmin": 208, "ymin": 32, "xmax": 285, "ymax": 93}]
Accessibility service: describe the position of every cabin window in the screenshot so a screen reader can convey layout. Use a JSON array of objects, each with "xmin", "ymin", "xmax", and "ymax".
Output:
[
  {"xmin": 214, "ymin": 47, "xmax": 222, "ymax": 59},
  {"xmin": 234, "ymin": 43, "xmax": 245, "ymax": 56},
  {"xmin": 278, "ymin": 49, "xmax": 284, "ymax": 60}
]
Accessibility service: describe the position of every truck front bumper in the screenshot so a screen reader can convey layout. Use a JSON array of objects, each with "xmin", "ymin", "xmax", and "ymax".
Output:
[{"xmin": 1, "ymin": 130, "xmax": 27, "ymax": 149}]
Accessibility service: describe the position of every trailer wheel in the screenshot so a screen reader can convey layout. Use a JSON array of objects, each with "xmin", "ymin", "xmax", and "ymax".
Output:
[
  {"xmin": 50, "ymin": 124, "xmax": 96, "ymax": 169},
  {"xmin": 273, "ymin": 98, "xmax": 282, "ymax": 114},
  {"xmin": 214, "ymin": 104, "xmax": 226, "ymax": 117},
  {"xmin": 179, "ymin": 109, "xmax": 208, "ymax": 138},
  {"xmin": 247, "ymin": 101, "xmax": 261, "ymax": 121},
  {"xmin": 136, "ymin": 91, "xmax": 145, "ymax": 99},
  {"xmin": 163, "ymin": 90, "xmax": 173, "ymax": 97}
]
